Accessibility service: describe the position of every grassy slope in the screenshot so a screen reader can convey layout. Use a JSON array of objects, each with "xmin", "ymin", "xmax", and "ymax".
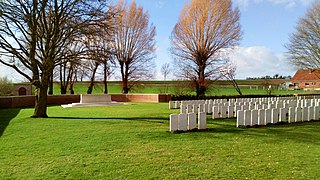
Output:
[{"xmin": 1, "ymin": 103, "xmax": 320, "ymax": 179}]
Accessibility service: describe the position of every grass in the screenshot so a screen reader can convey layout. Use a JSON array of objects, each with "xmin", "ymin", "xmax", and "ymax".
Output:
[
  {"xmin": 1, "ymin": 103, "xmax": 320, "ymax": 179},
  {"xmin": 52, "ymin": 81, "xmax": 314, "ymax": 96}
]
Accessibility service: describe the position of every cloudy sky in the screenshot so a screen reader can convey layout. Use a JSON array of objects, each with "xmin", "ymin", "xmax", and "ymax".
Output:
[{"xmin": 0, "ymin": 0, "xmax": 314, "ymax": 81}]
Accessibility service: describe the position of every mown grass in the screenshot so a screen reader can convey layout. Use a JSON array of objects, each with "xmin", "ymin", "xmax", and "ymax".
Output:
[
  {"xmin": 52, "ymin": 81, "xmax": 313, "ymax": 96},
  {"xmin": 1, "ymin": 103, "xmax": 320, "ymax": 179}
]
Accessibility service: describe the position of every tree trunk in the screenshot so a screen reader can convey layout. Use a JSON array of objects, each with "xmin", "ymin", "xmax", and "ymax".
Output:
[
  {"xmin": 103, "ymin": 60, "xmax": 108, "ymax": 94},
  {"xmin": 69, "ymin": 83, "xmax": 74, "ymax": 94},
  {"xmin": 196, "ymin": 65, "xmax": 206, "ymax": 99},
  {"xmin": 232, "ymin": 79, "xmax": 242, "ymax": 96},
  {"xmin": 32, "ymin": 85, "xmax": 48, "ymax": 118},
  {"xmin": 120, "ymin": 63, "xmax": 129, "ymax": 94},
  {"xmin": 87, "ymin": 82, "xmax": 94, "ymax": 94},
  {"xmin": 122, "ymin": 79, "xmax": 129, "ymax": 94},
  {"xmin": 87, "ymin": 62, "xmax": 99, "ymax": 94},
  {"xmin": 60, "ymin": 64, "xmax": 67, "ymax": 94},
  {"xmin": 196, "ymin": 84, "xmax": 206, "ymax": 99},
  {"xmin": 48, "ymin": 74, "xmax": 53, "ymax": 95},
  {"xmin": 60, "ymin": 86, "xmax": 67, "ymax": 94},
  {"xmin": 104, "ymin": 81, "xmax": 108, "ymax": 94}
]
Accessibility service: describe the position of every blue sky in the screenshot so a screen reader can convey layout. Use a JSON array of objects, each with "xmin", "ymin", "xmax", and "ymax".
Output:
[
  {"xmin": 122, "ymin": 0, "xmax": 313, "ymax": 79},
  {"xmin": 0, "ymin": 0, "xmax": 313, "ymax": 81}
]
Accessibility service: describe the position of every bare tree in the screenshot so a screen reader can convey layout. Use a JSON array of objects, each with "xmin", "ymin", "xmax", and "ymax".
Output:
[
  {"xmin": 84, "ymin": 10, "xmax": 116, "ymax": 94},
  {"xmin": 161, "ymin": 63, "xmax": 171, "ymax": 93},
  {"xmin": 0, "ymin": 0, "xmax": 109, "ymax": 118},
  {"xmin": 285, "ymin": 1, "xmax": 320, "ymax": 68},
  {"xmin": 161, "ymin": 63, "xmax": 171, "ymax": 81},
  {"xmin": 114, "ymin": 0, "xmax": 156, "ymax": 94},
  {"xmin": 170, "ymin": 0, "xmax": 242, "ymax": 98},
  {"xmin": 220, "ymin": 62, "xmax": 242, "ymax": 95}
]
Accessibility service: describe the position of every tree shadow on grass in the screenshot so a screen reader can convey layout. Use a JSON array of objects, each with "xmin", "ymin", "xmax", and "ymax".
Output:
[
  {"xmin": 48, "ymin": 116, "xmax": 168, "ymax": 124},
  {"xmin": 0, "ymin": 108, "xmax": 21, "ymax": 137}
]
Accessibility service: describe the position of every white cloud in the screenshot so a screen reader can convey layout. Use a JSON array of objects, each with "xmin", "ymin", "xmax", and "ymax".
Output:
[
  {"xmin": 229, "ymin": 46, "xmax": 296, "ymax": 79},
  {"xmin": 155, "ymin": 0, "xmax": 164, "ymax": 9},
  {"xmin": 0, "ymin": 65, "xmax": 25, "ymax": 82}
]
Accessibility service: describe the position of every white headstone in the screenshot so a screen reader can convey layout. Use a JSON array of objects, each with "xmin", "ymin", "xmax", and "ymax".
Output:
[
  {"xmin": 265, "ymin": 109, "xmax": 272, "ymax": 125},
  {"xmin": 251, "ymin": 110, "xmax": 258, "ymax": 126},
  {"xmin": 188, "ymin": 113, "xmax": 197, "ymax": 130},
  {"xmin": 302, "ymin": 107, "xmax": 308, "ymax": 122},
  {"xmin": 170, "ymin": 114, "xmax": 179, "ymax": 132},
  {"xmin": 175, "ymin": 101, "xmax": 180, "ymax": 109},
  {"xmin": 271, "ymin": 109, "xmax": 279, "ymax": 124},
  {"xmin": 169, "ymin": 101, "xmax": 174, "ymax": 109},
  {"xmin": 295, "ymin": 107, "xmax": 302, "ymax": 122},
  {"xmin": 192, "ymin": 104, "xmax": 197, "ymax": 114},
  {"xmin": 221, "ymin": 106, "xmax": 227, "ymax": 118},
  {"xmin": 258, "ymin": 109, "xmax": 266, "ymax": 125},
  {"xmin": 204, "ymin": 104, "xmax": 209, "ymax": 113},
  {"xmin": 228, "ymin": 106, "xmax": 234, "ymax": 118},
  {"xmin": 288, "ymin": 107, "xmax": 295, "ymax": 123},
  {"xmin": 279, "ymin": 108, "xmax": 287, "ymax": 122},
  {"xmin": 315, "ymin": 107, "xmax": 319, "ymax": 120},
  {"xmin": 187, "ymin": 105, "xmax": 193, "ymax": 114},
  {"xmin": 212, "ymin": 106, "xmax": 219, "ymax": 119},
  {"xmin": 235, "ymin": 106, "xmax": 240, "ymax": 115},
  {"xmin": 198, "ymin": 104, "xmax": 205, "ymax": 113},
  {"xmin": 244, "ymin": 110, "xmax": 251, "ymax": 126},
  {"xmin": 208, "ymin": 104, "xmax": 213, "ymax": 114},
  {"xmin": 237, "ymin": 110, "xmax": 245, "ymax": 127},
  {"xmin": 178, "ymin": 114, "xmax": 188, "ymax": 131},
  {"xmin": 308, "ymin": 106, "xmax": 314, "ymax": 120},
  {"xmin": 198, "ymin": 112, "xmax": 207, "ymax": 130},
  {"xmin": 180, "ymin": 104, "xmax": 186, "ymax": 114}
]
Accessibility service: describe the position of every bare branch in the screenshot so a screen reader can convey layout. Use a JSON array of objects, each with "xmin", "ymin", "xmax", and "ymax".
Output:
[{"xmin": 170, "ymin": 0, "xmax": 242, "ymax": 98}]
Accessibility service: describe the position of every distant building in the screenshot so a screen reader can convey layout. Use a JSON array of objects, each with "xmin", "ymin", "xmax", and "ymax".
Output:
[
  {"xmin": 13, "ymin": 83, "xmax": 33, "ymax": 96},
  {"xmin": 291, "ymin": 69, "xmax": 320, "ymax": 90}
]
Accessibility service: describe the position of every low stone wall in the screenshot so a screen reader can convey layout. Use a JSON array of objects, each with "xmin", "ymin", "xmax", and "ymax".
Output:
[
  {"xmin": 0, "ymin": 95, "xmax": 80, "ymax": 108},
  {"xmin": 111, "ymin": 94, "xmax": 171, "ymax": 103},
  {"xmin": 0, "ymin": 94, "xmax": 171, "ymax": 108}
]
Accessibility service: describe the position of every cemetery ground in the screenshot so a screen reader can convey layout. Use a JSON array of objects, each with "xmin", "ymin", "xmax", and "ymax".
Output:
[
  {"xmin": 52, "ymin": 80, "xmax": 310, "ymax": 96},
  {"xmin": 1, "ymin": 103, "xmax": 320, "ymax": 179}
]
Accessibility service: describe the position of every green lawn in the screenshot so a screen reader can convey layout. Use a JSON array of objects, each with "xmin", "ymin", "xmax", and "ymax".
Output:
[
  {"xmin": 1, "ymin": 103, "xmax": 320, "ymax": 179},
  {"xmin": 52, "ymin": 82, "xmax": 314, "ymax": 96}
]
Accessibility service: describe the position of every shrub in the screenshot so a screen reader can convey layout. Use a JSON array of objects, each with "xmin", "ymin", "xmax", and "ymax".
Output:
[{"xmin": 0, "ymin": 76, "xmax": 13, "ymax": 96}]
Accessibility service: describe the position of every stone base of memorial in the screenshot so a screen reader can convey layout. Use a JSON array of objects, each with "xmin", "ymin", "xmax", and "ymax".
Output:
[{"xmin": 61, "ymin": 94, "xmax": 123, "ymax": 108}]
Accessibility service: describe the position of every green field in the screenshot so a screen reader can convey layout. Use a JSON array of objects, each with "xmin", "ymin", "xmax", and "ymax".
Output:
[
  {"xmin": 1, "ymin": 103, "xmax": 320, "ymax": 179},
  {"xmin": 51, "ymin": 81, "xmax": 316, "ymax": 96}
]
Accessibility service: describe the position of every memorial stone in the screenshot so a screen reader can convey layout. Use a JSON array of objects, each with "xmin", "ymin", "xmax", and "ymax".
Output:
[
  {"xmin": 188, "ymin": 113, "xmax": 197, "ymax": 130},
  {"xmin": 244, "ymin": 110, "xmax": 251, "ymax": 126},
  {"xmin": 288, "ymin": 107, "xmax": 295, "ymax": 123},
  {"xmin": 271, "ymin": 109, "xmax": 279, "ymax": 124},
  {"xmin": 170, "ymin": 114, "xmax": 179, "ymax": 132},
  {"xmin": 198, "ymin": 112, "xmax": 207, "ymax": 130},
  {"xmin": 265, "ymin": 109, "xmax": 272, "ymax": 124},
  {"xmin": 251, "ymin": 110, "xmax": 258, "ymax": 126},
  {"xmin": 258, "ymin": 109, "xmax": 266, "ymax": 125},
  {"xmin": 178, "ymin": 114, "xmax": 188, "ymax": 131}
]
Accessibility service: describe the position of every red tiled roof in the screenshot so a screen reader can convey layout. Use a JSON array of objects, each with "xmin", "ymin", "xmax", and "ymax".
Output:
[{"xmin": 291, "ymin": 69, "xmax": 320, "ymax": 81}]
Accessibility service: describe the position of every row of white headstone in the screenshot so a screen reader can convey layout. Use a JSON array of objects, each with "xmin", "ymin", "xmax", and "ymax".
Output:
[
  {"xmin": 169, "ymin": 112, "xmax": 207, "ymax": 132},
  {"xmin": 169, "ymin": 96, "xmax": 320, "ymax": 129},
  {"xmin": 211, "ymin": 99, "xmax": 320, "ymax": 120},
  {"xmin": 237, "ymin": 106, "xmax": 320, "ymax": 127},
  {"xmin": 169, "ymin": 96, "xmax": 320, "ymax": 110}
]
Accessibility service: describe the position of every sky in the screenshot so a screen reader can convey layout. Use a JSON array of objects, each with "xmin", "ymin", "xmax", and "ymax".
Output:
[
  {"xmin": 0, "ymin": 0, "xmax": 314, "ymax": 82},
  {"xmin": 121, "ymin": 0, "xmax": 313, "ymax": 80}
]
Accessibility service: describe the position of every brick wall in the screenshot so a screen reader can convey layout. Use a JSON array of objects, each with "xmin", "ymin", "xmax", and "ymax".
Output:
[
  {"xmin": 0, "ymin": 95, "xmax": 80, "ymax": 108},
  {"xmin": 0, "ymin": 94, "xmax": 171, "ymax": 108}
]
